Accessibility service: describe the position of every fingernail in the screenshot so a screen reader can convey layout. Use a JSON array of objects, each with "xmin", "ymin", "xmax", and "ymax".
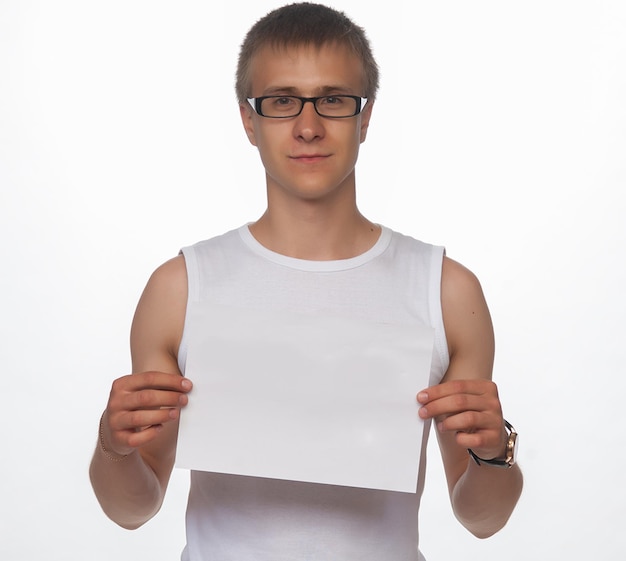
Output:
[
  {"xmin": 417, "ymin": 392, "xmax": 428, "ymax": 403},
  {"xmin": 182, "ymin": 379, "xmax": 192, "ymax": 390}
]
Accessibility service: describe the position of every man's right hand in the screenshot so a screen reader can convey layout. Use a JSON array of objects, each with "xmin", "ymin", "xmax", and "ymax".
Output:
[{"xmin": 101, "ymin": 371, "xmax": 193, "ymax": 458}]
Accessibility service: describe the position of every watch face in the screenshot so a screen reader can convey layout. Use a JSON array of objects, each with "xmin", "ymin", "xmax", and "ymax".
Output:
[{"xmin": 508, "ymin": 431, "xmax": 518, "ymax": 465}]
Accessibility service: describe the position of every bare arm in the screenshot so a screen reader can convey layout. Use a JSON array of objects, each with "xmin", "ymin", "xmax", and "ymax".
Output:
[
  {"xmin": 89, "ymin": 255, "xmax": 191, "ymax": 529},
  {"xmin": 418, "ymin": 256, "xmax": 523, "ymax": 538}
]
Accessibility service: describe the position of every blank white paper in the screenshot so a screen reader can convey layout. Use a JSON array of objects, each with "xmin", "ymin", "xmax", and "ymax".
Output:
[{"xmin": 176, "ymin": 304, "xmax": 434, "ymax": 493}]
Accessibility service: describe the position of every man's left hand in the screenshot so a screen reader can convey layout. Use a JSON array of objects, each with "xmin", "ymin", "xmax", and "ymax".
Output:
[{"xmin": 417, "ymin": 379, "xmax": 507, "ymax": 460}]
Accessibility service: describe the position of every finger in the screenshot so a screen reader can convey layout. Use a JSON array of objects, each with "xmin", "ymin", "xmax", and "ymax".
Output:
[
  {"xmin": 436, "ymin": 412, "xmax": 507, "ymax": 458},
  {"xmin": 417, "ymin": 379, "xmax": 497, "ymax": 404},
  {"xmin": 125, "ymin": 425, "xmax": 166, "ymax": 449},
  {"xmin": 112, "ymin": 403, "xmax": 184, "ymax": 432},
  {"xmin": 453, "ymin": 425, "xmax": 507, "ymax": 460},
  {"xmin": 123, "ymin": 387, "xmax": 189, "ymax": 412},
  {"xmin": 453, "ymin": 430, "xmax": 492, "ymax": 451},
  {"xmin": 437, "ymin": 410, "xmax": 494, "ymax": 433},
  {"xmin": 114, "ymin": 371, "xmax": 192, "ymax": 394},
  {"xmin": 418, "ymin": 392, "xmax": 493, "ymax": 420},
  {"xmin": 109, "ymin": 373, "xmax": 191, "ymax": 415}
]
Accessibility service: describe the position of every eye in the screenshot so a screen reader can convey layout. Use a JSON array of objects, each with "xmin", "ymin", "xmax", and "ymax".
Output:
[
  {"xmin": 272, "ymin": 96, "xmax": 297, "ymax": 107},
  {"xmin": 320, "ymin": 96, "xmax": 345, "ymax": 106}
]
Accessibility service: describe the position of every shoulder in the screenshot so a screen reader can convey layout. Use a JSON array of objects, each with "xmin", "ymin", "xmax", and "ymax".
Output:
[
  {"xmin": 441, "ymin": 255, "xmax": 485, "ymax": 304},
  {"xmin": 137, "ymin": 255, "xmax": 188, "ymax": 318},
  {"xmin": 145, "ymin": 254, "xmax": 188, "ymax": 295}
]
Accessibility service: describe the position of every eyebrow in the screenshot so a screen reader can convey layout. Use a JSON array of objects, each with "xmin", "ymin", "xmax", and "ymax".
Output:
[{"xmin": 261, "ymin": 85, "xmax": 356, "ymax": 96}]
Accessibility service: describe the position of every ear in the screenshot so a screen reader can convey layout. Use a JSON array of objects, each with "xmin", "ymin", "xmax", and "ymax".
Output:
[
  {"xmin": 240, "ymin": 103, "xmax": 258, "ymax": 147},
  {"xmin": 359, "ymin": 100, "xmax": 374, "ymax": 143}
]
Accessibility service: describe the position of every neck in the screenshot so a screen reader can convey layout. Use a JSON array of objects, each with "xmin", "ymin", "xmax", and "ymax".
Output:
[{"xmin": 249, "ymin": 202, "xmax": 380, "ymax": 261}]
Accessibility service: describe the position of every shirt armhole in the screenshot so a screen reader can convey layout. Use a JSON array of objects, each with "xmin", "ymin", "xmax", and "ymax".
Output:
[
  {"xmin": 176, "ymin": 246, "xmax": 198, "ymax": 375},
  {"xmin": 428, "ymin": 245, "xmax": 450, "ymax": 383}
]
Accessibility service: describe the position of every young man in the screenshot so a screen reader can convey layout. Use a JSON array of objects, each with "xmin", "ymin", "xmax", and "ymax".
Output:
[{"xmin": 90, "ymin": 3, "xmax": 522, "ymax": 559}]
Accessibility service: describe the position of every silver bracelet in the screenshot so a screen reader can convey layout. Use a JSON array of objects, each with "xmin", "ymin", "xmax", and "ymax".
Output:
[{"xmin": 99, "ymin": 411, "xmax": 130, "ymax": 462}]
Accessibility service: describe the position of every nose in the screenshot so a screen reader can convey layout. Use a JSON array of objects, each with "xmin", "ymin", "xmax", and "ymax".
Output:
[{"xmin": 293, "ymin": 100, "xmax": 325, "ymax": 142}]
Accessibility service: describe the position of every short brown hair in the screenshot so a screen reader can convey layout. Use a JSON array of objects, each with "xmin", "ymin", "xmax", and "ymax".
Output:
[{"xmin": 235, "ymin": 2, "xmax": 379, "ymax": 104}]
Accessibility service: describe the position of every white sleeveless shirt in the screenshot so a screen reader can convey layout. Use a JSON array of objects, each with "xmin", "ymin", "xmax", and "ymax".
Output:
[{"xmin": 177, "ymin": 225, "xmax": 449, "ymax": 561}]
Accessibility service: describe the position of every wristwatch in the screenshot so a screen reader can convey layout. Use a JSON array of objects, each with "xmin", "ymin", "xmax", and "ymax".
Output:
[{"xmin": 468, "ymin": 420, "xmax": 518, "ymax": 468}]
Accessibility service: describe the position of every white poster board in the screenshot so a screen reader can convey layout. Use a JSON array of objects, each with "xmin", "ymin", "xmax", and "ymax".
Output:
[{"xmin": 176, "ymin": 305, "xmax": 434, "ymax": 493}]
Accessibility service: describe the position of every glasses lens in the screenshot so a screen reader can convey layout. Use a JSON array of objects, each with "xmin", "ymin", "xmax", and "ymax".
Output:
[
  {"xmin": 260, "ymin": 97, "xmax": 301, "ymax": 117},
  {"xmin": 316, "ymin": 96, "xmax": 359, "ymax": 117},
  {"xmin": 259, "ymin": 96, "xmax": 360, "ymax": 118}
]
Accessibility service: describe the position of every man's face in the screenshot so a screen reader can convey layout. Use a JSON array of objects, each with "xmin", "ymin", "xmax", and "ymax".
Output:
[{"xmin": 240, "ymin": 42, "xmax": 373, "ymax": 203}]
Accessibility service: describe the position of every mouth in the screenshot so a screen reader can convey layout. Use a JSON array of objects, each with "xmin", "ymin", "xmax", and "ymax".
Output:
[{"xmin": 289, "ymin": 154, "xmax": 330, "ymax": 164}]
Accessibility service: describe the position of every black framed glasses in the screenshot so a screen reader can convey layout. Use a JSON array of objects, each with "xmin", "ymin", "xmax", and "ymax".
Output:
[{"xmin": 247, "ymin": 95, "xmax": 368, "ymax": 119}]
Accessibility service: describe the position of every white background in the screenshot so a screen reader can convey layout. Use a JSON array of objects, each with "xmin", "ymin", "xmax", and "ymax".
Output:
[{"xmin": 1, "ymin": 1, "xmax": 624, "ymax": 559}]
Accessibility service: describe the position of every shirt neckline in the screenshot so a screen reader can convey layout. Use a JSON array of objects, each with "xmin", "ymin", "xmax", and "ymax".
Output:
[{"xmin": 237, "ymin": 224, "xmax": 392, "ymax": 272}]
